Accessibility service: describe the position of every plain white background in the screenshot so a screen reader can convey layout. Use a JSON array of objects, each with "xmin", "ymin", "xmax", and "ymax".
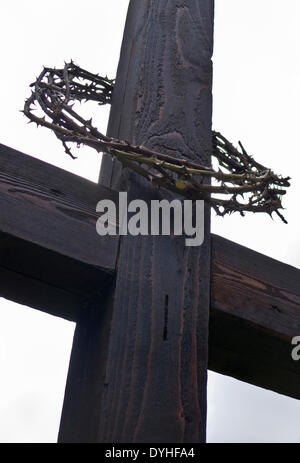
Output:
[{"xmin": 0, "ymin": 0, "xmax": 300, "ymax": 442}]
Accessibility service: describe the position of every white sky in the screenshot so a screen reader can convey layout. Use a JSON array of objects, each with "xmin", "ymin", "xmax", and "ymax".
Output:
[{"xmin": 0, "ymin": 0, "xmax": 300, "ymax": 443}]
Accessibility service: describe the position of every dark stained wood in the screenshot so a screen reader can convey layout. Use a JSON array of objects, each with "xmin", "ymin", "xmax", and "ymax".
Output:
[
  {"xmin": 3, "ymin": 140, "xmax": 300, "ymax": 421},
  {"xmin": 59, "ymin": 0, "xmax": 214, "ymax": 443},
  {"xmin": 0, "ymin": 143, "xmax": 119, "ymax": 320},
  {"xmin": 2, "ymin": 146, "xmax": 300, "ymax": 438},
  {"xmin": 0, "ymin": 0, "xmax": 298, "ymax": 440},
  {"xmin": 56, "ymin": 282, "xmax": 116, "ymax": 440},
  {"xmin": 209, "ymin": 234, "xmax": 300, "ymax": 400}
]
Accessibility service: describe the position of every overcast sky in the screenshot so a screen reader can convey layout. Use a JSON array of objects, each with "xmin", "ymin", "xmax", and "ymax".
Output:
[{"xmin": 1, "ymin": 0, "xmax": 300, "ymax": 443}]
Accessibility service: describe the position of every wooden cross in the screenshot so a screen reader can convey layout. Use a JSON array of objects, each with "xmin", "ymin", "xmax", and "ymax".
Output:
[{"xmin": 1, "ymin": 0, "xmax": 300, "ymax": 443}]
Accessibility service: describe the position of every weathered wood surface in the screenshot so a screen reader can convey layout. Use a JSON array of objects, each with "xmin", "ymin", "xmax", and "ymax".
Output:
[
  {"xmin": 209, "ymin": 234, "xmax": 300, "ymax": 399},
  {"xmin": 59, "ymin": 0, "xmax": 214, "ymax": 443},
  {"xmin": 2, "ymin": 140, "xmax": 300, "ymax": 402},
  {"xmin": 2, "ymin": 142, "xmax": 300, "ymax": 436},
  {"xmin": 0, "ymin": 143, "xmax": 119, "ymax": 320}
]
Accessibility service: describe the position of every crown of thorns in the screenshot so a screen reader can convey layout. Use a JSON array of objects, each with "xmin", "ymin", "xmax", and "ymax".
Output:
[{"xmin": 23, "ymin": 61, "xmax": 290, "ymax": 223}]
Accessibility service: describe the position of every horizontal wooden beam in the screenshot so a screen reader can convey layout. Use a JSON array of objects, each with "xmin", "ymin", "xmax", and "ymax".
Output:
[
  {"xmin": 209, "ymin": 234, "xmax": 300, "ymax": 400},
  {"xmin": 0, "ymin": 144, "xmax": 119, "ymax": 321},
  {"xmin": 2, "ymin": 142, "xmax": 300, "ymax": 400}
]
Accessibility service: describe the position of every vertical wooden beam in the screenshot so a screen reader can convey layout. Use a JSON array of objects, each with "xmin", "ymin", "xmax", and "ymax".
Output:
[{"xmin": 59, "ymin": 0, "xmax": 214, "ymax": 443}]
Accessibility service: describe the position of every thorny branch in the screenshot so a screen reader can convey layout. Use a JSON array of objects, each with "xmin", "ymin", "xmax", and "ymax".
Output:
[{"xmin": 23, "ymin": 62, "xmax": 290, "ymax": 223}]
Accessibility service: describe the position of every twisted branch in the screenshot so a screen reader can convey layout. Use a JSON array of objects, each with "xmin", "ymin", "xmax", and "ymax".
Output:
[{"xmin": 23, "ymin": 61, "xmax": 290, "ymax": 223}]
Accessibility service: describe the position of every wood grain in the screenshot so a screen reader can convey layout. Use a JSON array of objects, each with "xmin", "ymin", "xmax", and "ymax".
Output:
[
  {"xmin": 59, "ymin": 0, "xmax": 214, "ymax": 443},
  {"xmin": 0, "ymin": 143, "xmax": 119, "ymax": 320},
  {"xmin": 209, "ymin": 234, "xmax": 300, "ymax": 399}
]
